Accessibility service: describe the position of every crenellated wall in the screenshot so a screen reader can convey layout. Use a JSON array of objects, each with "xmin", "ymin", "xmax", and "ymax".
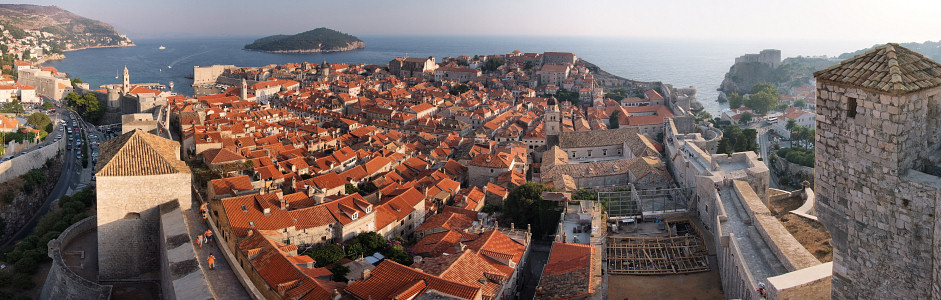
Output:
[{"xmin": 41, "ymin": 216, "xmax": 113, "ymax": 300}]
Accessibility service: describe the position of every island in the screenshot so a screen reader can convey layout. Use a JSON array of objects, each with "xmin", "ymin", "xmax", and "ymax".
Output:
[{"xmin": 243, "ymin": 27, "xmax": 364, "ymax": 53}]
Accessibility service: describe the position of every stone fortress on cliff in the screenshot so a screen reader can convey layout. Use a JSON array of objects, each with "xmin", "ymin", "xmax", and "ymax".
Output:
[{"xmin": 734, "ymin": 49, "xmax": 782, "ymax": 69}]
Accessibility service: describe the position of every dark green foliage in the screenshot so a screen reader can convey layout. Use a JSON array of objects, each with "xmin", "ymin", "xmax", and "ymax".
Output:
[
  {"xmin": 744, "ymin": 83, "xmax": 779, "ymax": 115},
  {"xmin": 481, "ymin": 58, "xmax": 504, "ymax": 73},
  {"xmin": 40, "ymin": 102, "xmax": 53, "ymax": 110},
  {"xmin": 608, "ymin": 111, "xmax": 620, "ymax": 129},
  {"xmin": 13, "ymin": 294, "xmax": 31, "ymax": 300},
  {"xmin": 13, "ymin": 257, "xmax": 37, "ymax": 275},
  {"xmin": 20, "ymin": 169, "xmax": 45, "ymax": 194},
  {"xmin": 481, "ymin": 204, "xmax": 500, "ymax": 213},
  {"xmin": 604, "ymin": 88, "xmax": 631, "ymax": 101},
  {"xmin": 793, "ymin": 99, "xmax": 805, "ymax": 108},
  {"xmin": 344, "ymin": 183, "xmax": 359, "ymax": 195},
  {"xmin": 330, "ymin": 262, "xmax": 350, "ymax": 282},
  {"xmin": 344, "ymin": 243, "xmax": 364, "ymax": 258},
  {"xmin": 656, "ymin": 132, "xmax": 664, "ymax": 144},
  {"xmin": 728, "ymin": 92, "xmax": 744, "ymax": 109},
  {"xmin": 0, "ymin": 271, "xmax": 12, "ymax": 287},
  {"xmin": 2, "ymin": 190, "xmax": 13, "ymax": 204},
  {"xmin": 449, "ymin": 84, "xmax": 469, "ymax": 96},
  {"xmin": 716, "ymin": 125, "xmax": 758, "ymax": 154},
  {"xmin": 0, "ymin": 99, "xmax": 24, "ymax": 114},
  {"xmin": 352, "ymin": 232, "xmax": 386, "ymax": 255},
  {"xmin": 738, "ymin": 112, "xmax": 753, "ymax": 125},
  {"xmin": 11, "ymin": 273, "xmax": 33, "ymax": 290},
  {"xmin": 306, "ymin": 244, "xmax": 344, "ymax": 267},
  {"xmin": 383, "ymin": 245, "xmax": 412, "ymax": 266},
  {"xmin": 777, "ymin": 147, "xmax": 814, "ymax": 167},
  {"xmin": 501, "ymin": 182, "xmax": 562, "ymax": 238},
  {"xmin": 571, "ymin": 188, "xmax": 596, "ymax": 201},
  {"xmin": 65, "ymin": 92, "xmax": 105, "ymax": 123},
  {"xmin": 244, "ymin": 27, "xmax": 362, "ymax": 52}
]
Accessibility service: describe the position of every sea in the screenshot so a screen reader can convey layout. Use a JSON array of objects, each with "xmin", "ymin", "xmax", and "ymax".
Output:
[{"xmin": 45, "ymin": 36, "xmax": 877, "ymax": 116}]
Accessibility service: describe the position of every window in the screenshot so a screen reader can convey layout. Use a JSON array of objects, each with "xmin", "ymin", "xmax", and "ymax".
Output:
[
  {"xmin": 352, "ymin": 212, "xmax": 359, "ymax": 220},
  {"xmin": 571, "ymin": 152, "xmax": 576, "ymax": 158},
  {"xmin": 847, "ymin": 97, "xmax": 857, "ymax": 118},
  {"xmin": 322, "ymin": 236, "xmax": 327, "ymax": 241},
  {"xmin": 588, "ymin": 150, "xmax": 592, "ymax": 157},
  {"xmin": 491, "ymin": 169, "xmax": 494, "ymax": 173},
  {"xmin": 603, "ymin": 149, "xmax": 607, "ymax": 156}
]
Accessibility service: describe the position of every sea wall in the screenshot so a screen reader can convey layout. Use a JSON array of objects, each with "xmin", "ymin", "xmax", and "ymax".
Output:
[
  {"xmin": 40, "ymin": 216, "xmax": 112, "ymax": 300},
  {"xmin": 0, "ymin": 136, "xmax": 64, "ymax": 183}
]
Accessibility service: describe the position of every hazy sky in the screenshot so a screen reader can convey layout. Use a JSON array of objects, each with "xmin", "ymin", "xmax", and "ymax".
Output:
[{"xmin": 6, "ymin": 0, "xmax": 941, "ymax": 43}]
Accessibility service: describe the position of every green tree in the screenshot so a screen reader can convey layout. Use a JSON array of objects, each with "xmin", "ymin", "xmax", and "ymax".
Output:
[
  {"xmin": 26, "ymin": 112, "xmax": 52, "ymax": 132},
  {"xmin": 571, "ymin": 188, "xmax": 596, "ymax": 201},
  {"xmin": 785, "ymin": 119, "xmax": 797, "ymax": 131},
  {"xmin": 354, "ymin": 231, "xmax": 386, "ymax": 254},
  {"xmin": 330, "ymin": 262, "xmax": 350, "ymax": 282},
  {"xmin": 793, "ymin": 99, "xmax": 806, "ymax": 108},
  {"xmin": 738, "ymin": 112, "xmax": 753, "ymax": 125},
  {"xmin": 449, "ymin": 84, "xmax": 469, "ymax": 95},
  {"xmin": 384, "ymin": 245, "xmax": 413, "ymax": 266},
  {"xmin": 14, "ymin": 257, "xmax": 37, "ymax": 274},
  {"xmin": 608, "ymin": 110, "xmax": 620, "ymax": 129},
  {"xmin": 12, "ymin": 273, "xmax": 33, "ymax": 290},
  {"xmin": 481, "ymin": 58, "xmax": 504, "ymax": 73},
  {"xmin": 502, "ymin": 182, "xmax": 561, "ymax": 237},
  {"xmin": 344, "ymin": 183, "xmax": 359, "ymax": 195},
  {"xmin": 745, "ymin": 83, "xmax": 779, "ymax": 115},
  {"xmin": 728, "ymin": 92, "xmax": 744, "ymax": 109},
  {"xmin": 41, "ymin": 102, "xmax": 53, "ymax": 110},
  {"xmin": 306, "ymin": 244, "xmax": 344, "ymax": 267}
]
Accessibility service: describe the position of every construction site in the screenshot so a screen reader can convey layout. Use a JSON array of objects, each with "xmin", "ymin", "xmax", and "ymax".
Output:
[{"xmin": 601, "ymin": 187, "xmax": 725, "ymax": 299}]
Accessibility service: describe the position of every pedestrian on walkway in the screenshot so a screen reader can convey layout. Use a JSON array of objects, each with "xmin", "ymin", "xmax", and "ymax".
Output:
[
  {"xmin": 196, "ymin": 234, "xmax": 203, "ymax": 248},
  {"xmin": 207, "ymin": 253, "xmax": 216, "ymax": 270},
  {"xmin": 205, "ymin": 229, "xmax": 214, "ymax": 244}
]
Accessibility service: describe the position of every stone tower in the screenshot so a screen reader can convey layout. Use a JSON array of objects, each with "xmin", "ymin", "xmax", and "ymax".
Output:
[
  {"xmin": 95, "ymin": 129, "xmax": 192, "ymax": 280},
  {"xmin": 122, "ymin": 65, "xmax": 130, "ymax": 95},
  {"xmin": 545, "ymin": 96, "xmax": 561, "ymax": 137},
  {"xmin": 241, "ymin": 77, "xmax": 248, "ymax": 100},
  {"xmin": 814, "ymin": 43, "xmax": 941, "ymax": 299}
]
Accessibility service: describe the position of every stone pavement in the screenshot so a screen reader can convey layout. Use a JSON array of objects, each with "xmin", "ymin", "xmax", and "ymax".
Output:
[{"xmin": 182, "ymin": 200, "xmax": 251, "ymax": 300}]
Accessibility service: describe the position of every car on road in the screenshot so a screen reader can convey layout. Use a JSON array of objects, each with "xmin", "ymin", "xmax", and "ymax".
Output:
[{"xmin": 1, "ymin": 155, "xmax": 12, "ymax": 162}]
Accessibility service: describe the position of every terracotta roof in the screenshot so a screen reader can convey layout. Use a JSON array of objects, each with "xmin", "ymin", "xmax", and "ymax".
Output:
[
  {"xmin": 209, "ymin": 175, "xmax": 253, "ymax": 196},
  {"xmin": 202, "ymin": 147, "xmax": 246, "ymax": 165},
  {"xmin": 558, "ymin": 127, "xmax": 640, "ymax": 149},
  {"xmin": 345, "ymin": 260, "xmax": 480, "ymax": 300},
  {"xmin": 814, "ymin": 43, "xmax": 941, "ymax": 95},
  {"xmin": 535, "ymin": 242, "xmax": 595, "ymax": 300},
  {"xmin": 97, "ymin": 129, "xmax": 190, "ymax": 176},
  {"xmin": 238, "ymin": 230, "xmax": 345, "ymax": 299},
  {"xmin": 412, "ymin": 249, "xmax": 507, "ymax": 299},
  {"xmin": 464, "ymin": 230, "xmax": 526, "ymax": 265}
]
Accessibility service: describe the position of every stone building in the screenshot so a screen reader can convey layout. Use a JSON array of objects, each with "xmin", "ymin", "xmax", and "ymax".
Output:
[
  {"xmin": 389, "ymin": 56, "xmax": 437, "ymax": 78},
  {"xmin": 95, "ymin": 129, "xmax": 192, "ymax": 280},
  {"xmin": 814, "ymin": 43, "xmax": 941, "ymax": 299}
]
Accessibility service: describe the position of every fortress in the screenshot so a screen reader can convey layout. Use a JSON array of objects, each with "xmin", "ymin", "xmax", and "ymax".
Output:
[{"xmin": 734, "ymin": 49, "xmax": 782, "ymax": 69}]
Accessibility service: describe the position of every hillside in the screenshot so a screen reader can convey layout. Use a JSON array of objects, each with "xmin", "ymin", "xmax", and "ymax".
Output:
[
  {"xmin": 839, "ymin": 40, "xmax": 941, "ymax": 61},
  {"xmin": 719, "ymin": 56, "xmax": 837, "ymax": 94},
  {"xmin": 0, "ymin": 4, "xmax": 133, "ymax": 51},
  {"xmin": 244, "ymin": 27, "xmax": 364, "ymax": 53}
]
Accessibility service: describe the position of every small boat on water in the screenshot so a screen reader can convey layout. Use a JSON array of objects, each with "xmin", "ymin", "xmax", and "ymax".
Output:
[
  {"xmin": 158, "ymin": 45, "xmax": 166, "ymax": 50},
  {"xmin": 167, "ymin": 65, "xmax": 172, "ymax": 69}
]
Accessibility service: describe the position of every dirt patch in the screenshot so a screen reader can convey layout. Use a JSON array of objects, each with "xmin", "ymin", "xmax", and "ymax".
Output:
[
  {"xmin": 608, "ymin": 269, "xmax": 725, "ymax": 300},
  {"xmin": 771, "ymin": 196, "xmax": 832, "ymax": 263}
]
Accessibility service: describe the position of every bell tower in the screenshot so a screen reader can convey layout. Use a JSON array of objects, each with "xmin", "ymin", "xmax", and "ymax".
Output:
[{"xmin": 122, "ymin": 65, "xmax": 130, "ymax": 95}]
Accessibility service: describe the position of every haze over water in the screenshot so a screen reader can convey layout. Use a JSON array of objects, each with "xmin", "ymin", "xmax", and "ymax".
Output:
[{"xmin": 46, "ymin": 36, "xmax": 875, "ymax": 115}]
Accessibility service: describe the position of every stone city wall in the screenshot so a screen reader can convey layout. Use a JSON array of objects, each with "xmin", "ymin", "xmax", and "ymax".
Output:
[
  {"xmin": 0, "ymin": 136, "xmax": 64, "ymax": 183},
  {"xmin": 766, "ymin": 262, "xmax": 832, "ymax": 300},
  {"xmin": 40, "ymin": 216, "xmax": 112, "ymax": 300},
  {"xmin": 158, "ymin": 201, "xmax": 213, "ymax": 300},
  {"xmin": 732, "ymin": 180, "xmax": 820, "ymax": 272}
]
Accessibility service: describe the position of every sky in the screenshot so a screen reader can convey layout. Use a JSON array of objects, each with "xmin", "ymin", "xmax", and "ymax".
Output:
[{"xmin": 5, "ymin": 0, "xmax": 941, "ymax": 44}]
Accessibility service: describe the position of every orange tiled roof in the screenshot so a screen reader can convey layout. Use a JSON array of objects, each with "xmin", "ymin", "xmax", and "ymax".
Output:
[
  {"xmin": 536, "ymin": 242, "xmax": 595, "ymax": 299},
  {"xmin": 344, "ymin": 260, "xmax": 480, "ymax": 300},
  {"xmin": 814, "ymin": 43, "xmax": 941, "ymax": 95}
]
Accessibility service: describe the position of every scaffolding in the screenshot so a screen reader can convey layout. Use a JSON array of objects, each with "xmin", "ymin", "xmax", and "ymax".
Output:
[
  {"xmin": 599, "ymin": 184, "xmax": 694, "ymax": 219},
  {"xmin": 605, "ymin": 220, "xmax": 710, "ymax": 275}
]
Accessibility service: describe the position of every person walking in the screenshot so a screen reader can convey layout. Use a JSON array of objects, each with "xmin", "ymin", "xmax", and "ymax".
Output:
[
  {"xmin": 205, "ymin": 229, "xmax": 214, "ymax": 244},
  {"xmin": 207, "ymin": 253, "xmax": 216, "ymax": 270},
  {"xmin": 196, "ymin": 234, "xmax": 203, "ymax": 248}
]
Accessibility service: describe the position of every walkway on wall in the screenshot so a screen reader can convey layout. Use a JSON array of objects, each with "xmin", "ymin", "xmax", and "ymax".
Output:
[{"xmin": 718, "ymin": 187, "xmax": 787, "ymax": 283}]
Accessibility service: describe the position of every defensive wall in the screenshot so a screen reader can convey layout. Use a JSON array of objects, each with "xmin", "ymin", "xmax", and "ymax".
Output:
[
  {"xmin": 41, "ymin": 216, "xmax": 113, "ymax": 300},
  {"xmin": 157, "ymin": 200, "xmax": 213, "ymax": 300},
  {"xmin": 666, "ymin": 118, "xmax": 830, "ymax": 299},
  {"xmin": 0, "ymin": 136, "xmax": 65, "ymax": 183}
]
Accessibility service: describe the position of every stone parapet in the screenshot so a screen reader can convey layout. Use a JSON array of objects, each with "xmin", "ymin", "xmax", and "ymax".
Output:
[{"xmin": 41, "ymin": 216, "xmax": 112, "ymax": 300}]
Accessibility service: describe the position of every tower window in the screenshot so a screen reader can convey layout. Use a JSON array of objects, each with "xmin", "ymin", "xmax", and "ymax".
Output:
[{"xmin": 847, "ymin": 97, "xmax": 857, "ymax": 118}]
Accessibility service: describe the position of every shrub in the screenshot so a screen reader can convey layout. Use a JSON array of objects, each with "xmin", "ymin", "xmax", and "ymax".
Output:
[
  {"xmin": 0, "ymin": 271, "xmax": 12, "ymax": 287},
  {"xmin": 306, "ymin": 244, "xmax": 344, "ymax": 268},
  {"xmin": 12, "ymin": 273, "xmax": 33, "ymax": 290},
  {"xmin": 14, "ymin": 257, "xmax": 37, "ymax": 274}
]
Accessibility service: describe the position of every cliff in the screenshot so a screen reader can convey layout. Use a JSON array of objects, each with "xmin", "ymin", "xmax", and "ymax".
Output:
[
  {"xmin": 244, "ymin": 27, "xmax": 364, "ymax": 53},
  {"xmin": 0, "ymin": 4, "xmax": 134, "ymax": 51},
  {"xmin": 720, "ymin": 56, "xmax": 837, "ymax": 95}
]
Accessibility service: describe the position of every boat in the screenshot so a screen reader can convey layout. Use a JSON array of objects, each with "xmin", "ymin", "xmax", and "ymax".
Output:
[
  {"xmin": 114, "ymin": 69, "xmax": 118, "ymax": 79},
  {"xmin": 167, "ymin": 65, "xmax": 172, "ymax": 69},
  {"xmin": 158, "ymin": 45, "xmax": 166, "ymax": 50}
]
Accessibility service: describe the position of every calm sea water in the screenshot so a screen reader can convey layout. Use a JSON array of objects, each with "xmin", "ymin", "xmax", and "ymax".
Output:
[{"xmin": 45, "ymin": 36, "xmax": 870, "ymax": 115}]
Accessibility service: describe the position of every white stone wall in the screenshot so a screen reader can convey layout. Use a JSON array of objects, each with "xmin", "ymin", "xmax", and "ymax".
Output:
[{"xmin": 0, "ymin": 135, "xmax": 64, "ymax": 183}]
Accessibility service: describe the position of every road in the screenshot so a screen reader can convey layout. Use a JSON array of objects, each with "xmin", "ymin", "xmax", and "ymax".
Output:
[
  {"xmin": 1, "ymin": 99, "xmax": 94, "ymax": 248},
  {"xmin": 751, "ymin": 116, "xmax": 788, "ymax": 190}
]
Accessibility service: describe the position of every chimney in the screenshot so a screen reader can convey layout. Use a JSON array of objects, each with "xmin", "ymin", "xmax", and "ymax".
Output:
[
  {"xmin": 263, "ymin": 208, "xmax": 271, "ymax": 215},
  {"xmin": 280, "ymin": 199, "xmax": 288, "ymax": 210},
  {"xmin": 362, "ymin": 269, "xmax": 371, "ymax": 280}
]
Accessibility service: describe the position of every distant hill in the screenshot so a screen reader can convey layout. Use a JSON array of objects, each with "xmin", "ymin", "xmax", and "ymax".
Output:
[
  {"xmin": 839, "ymin": 40, "xmax": 941, "ymax": 62},
  {"xmin": 244, "ymin": 27, "xmax": 364, "ymax": 53},
  {"xmin": 0, "ymin": 4, "xmax": 133, "ymax": 51}
]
